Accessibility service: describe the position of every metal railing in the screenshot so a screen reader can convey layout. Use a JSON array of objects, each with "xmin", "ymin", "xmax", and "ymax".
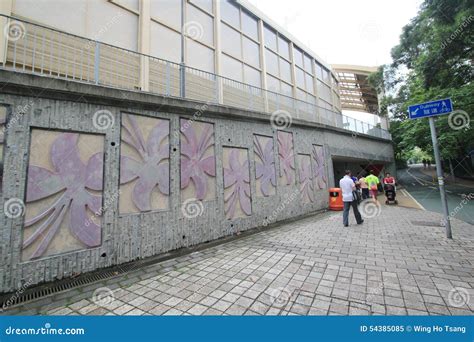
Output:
[{"xmin": 0, "ymin": 15, "xmax": 391, "ymax": 140}]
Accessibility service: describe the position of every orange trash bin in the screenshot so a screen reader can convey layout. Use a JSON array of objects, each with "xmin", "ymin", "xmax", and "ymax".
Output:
[{"xmin": 329, "ymin": 188, "xmax": 343, "ymax": 211}]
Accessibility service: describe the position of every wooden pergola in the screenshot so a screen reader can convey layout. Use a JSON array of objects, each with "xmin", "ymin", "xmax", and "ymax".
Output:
[{"xmin": 331, "ymin": 64, "xmax": 380, "ymax": 115}]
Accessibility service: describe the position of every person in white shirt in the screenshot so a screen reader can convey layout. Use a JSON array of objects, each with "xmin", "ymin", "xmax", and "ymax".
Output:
[{"xmin": 339, "ymin": 170, "xmax": 364, "ymax": 227}]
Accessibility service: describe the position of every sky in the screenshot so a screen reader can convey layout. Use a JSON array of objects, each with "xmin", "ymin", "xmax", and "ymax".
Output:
[
  {"xmin": 246, "ymin": 0, "xmax": 423, "ymax": 124},
  {"xmin": 246, "ymin": 0, "xmax": 423, "ymax": 66}
]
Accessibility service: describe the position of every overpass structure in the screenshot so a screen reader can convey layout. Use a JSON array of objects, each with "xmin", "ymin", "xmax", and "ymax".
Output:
[{"xmin": 0, "ymin": 1, "xmax": 394, "ymax": 293}]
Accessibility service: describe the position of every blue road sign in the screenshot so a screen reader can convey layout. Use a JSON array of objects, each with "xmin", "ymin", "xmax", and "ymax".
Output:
[{"xmin": 408, "ymin": 98, "xmax": 453, "ymax": 119}]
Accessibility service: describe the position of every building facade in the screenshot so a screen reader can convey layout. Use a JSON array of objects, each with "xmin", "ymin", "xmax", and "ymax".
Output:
[{"xmin": 0, "ymin": 0, "xmax": 341, "ymax": 112}]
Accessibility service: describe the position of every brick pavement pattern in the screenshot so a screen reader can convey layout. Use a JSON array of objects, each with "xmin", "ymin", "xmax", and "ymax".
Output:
[{"xmin": 5, "ymin": 205, "xmax": 474, "ymax": 316}]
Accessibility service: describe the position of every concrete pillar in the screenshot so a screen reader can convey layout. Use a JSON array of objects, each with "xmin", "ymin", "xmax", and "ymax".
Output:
[
  {"xmin": 138, "ymin": 0, "xmax": 150, "ymax": 91},
  {"xmin": 257, "ymin": 18, "xmax": 268, "ymax": 112},
  {"xmin": 0, "ymin": 0, "xmax": 13, "ymax": 65},
  {"xmin": 214, "ymin": 0, "xmax": 223, "ymax": 104}
]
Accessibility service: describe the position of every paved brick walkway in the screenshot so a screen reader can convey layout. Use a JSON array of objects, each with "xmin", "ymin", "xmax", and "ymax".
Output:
[{"xmin": 5, "ymin": 205, "xmax": 474, "ymax": 316}]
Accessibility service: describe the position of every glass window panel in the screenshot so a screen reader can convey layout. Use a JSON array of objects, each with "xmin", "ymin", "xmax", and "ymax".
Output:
[
  {"xmin": 265, "ymin": 49, "xmax": 278, "ymax": 76},
  {"xmin": 296, "ymin": 88, "xmax": 306, "ymax": 101},
  {"xmin": 305, "ymin": 73, "xmax": 314, "ymax": 93},
  {"xmin": 150, "ymin": 21, "xmax": 181, "ymax": 63},
  {"xmin": 244, "ymin": 65, "xmax": 261, "ymax": 87},
  {"xmin": 303, "ymin": 55, "xmax": 312, "ymax": 74},
  {"xmin": 151, "ymin": 0, "xmax": 181, "ymax": 31},
  {"xmin": 279, "ymin": 58, "xmax": 291, "ymax": 82},
  {"xmin": 189, "ymin": 0, "xmax": 213, "ymax": 13},
  {"xmin": 221, "ymin": 23, "xmax": 241, "ymax": 59},
  {"xmin": 294, "ymin": 47, "xmax": 303, "ymax": 68},
  {"xmin": 186, "ymin": 38, "xmax": 214, "ymax": 72},
  {"xmin": 266, "ymin": 74, "xmax": 280, "ymax": 92},
  {"xmin": 295, "ymin": 67, "xmax": 305, "ymax": 89},
  {"xmin": 280, "ymin": 81, "xmax": 292, "ymax": 96},
  {"xmin": 317, "ymin": 80, "xmax": 331, "ymax": 102},
  {"xmin": 222, "ymin": 54, "xmax": 243, "ymax": 82},
  {"xmin": 322, "ymin": 68, "xmax": 330, "ymax": 83},
  {"xmin": 263, "ymin": 25, "xmax": 277, "ymax": 51},
  {"xmin": 221, "ymin": 0, "xmax": 240, "ymax": 29},
  {"xmin": 186, "ymin": 3, "xmax": 214, "ymax": 45},
  {"xmin": 241, "ymin": 11, "xmax": 258, "ymax": 40},
  {"xmin": 277, "ymin": 36, "xmax": 290, "ymax": 59},
  {"xmin": 315, "ymin": 63, "xmax": 323, "ymax": 80},
  {"xmin": 115, "ymin": 0, "xmax": 139, "ymax": 11},
  {"xmin": 243, "ymin": 36, "xmax": 260, "ymax": 67}
]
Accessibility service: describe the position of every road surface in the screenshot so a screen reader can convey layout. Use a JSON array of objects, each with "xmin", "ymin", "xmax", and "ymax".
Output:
[{"xmin": 397, "ymin": 164, "xmax": 474, "ymax": 225}]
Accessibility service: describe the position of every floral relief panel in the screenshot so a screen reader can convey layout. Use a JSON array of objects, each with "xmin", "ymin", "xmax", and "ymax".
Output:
[
  {"xmin": 223, "ymin": 147, "xmax": 252, "ymax": 220},
  {"xmin": 253, "ymin": 135, "xmax": 276, "ymax": 197},
  {"xmin": 298, "ymin": 154, "xmax": 314, "ymax": 204},
  {"xmin": 277, "ymin": 131, "xmax": 296, "ymax": 186},
  {"xmin": 119, "ymin": 114, "xmax": 170, "ymax": 213},
  {"xmin": 180, "ymin": 119, "xmax": 216, "ymax": 201},
  {"xmin": 22, "ymin": 130, "xmax": 104, "ymax": 261},
  {"xmin": 311, "ymin": 144, "xmax": 328, "ymax": 190}
]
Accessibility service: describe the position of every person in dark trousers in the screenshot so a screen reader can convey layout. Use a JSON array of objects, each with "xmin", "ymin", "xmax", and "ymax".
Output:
[
  {"xmin": 427, "ymin": 159, "xmax": 431, "ymax": 169},
  {"xmin": 422, "ymin": 159, "xmax": 427, "ymax": 169},
  {"xmin": 339, "ymin": 170, "xmax": 364, "ymax": 227}
]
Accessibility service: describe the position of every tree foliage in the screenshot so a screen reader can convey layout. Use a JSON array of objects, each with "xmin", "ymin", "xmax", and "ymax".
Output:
[{"xmin": 379, "ymin": 0, "xmax": 474, "ymax": 170}]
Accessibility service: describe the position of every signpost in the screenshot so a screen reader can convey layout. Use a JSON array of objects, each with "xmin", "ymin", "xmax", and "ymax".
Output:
[{"xmin": 408, "ymin": 98, "xmax": 453, "ymax": 239}]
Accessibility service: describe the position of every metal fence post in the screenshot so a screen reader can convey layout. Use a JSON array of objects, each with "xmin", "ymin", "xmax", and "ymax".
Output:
[
  {"xmin": 94, "ymin": 41, "xmax": 100, "ymax": 85},
  {"xmin": 165, "ymin": 61, "xmax": 171, "ymax": 96},
  {"xmin": 179, "ymin": 62, "xmax": 185, "ymax": 98}
]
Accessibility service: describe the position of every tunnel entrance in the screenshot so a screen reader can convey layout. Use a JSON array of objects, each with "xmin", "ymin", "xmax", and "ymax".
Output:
[{"xmin": 332, "ymin": 156, "xmax": 387, "ymax": 187}]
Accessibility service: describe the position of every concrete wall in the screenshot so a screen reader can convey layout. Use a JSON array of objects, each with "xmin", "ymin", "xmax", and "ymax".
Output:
[{"xmin": 0, "ymin": 71, "xmax": 393, "ymax": 293}]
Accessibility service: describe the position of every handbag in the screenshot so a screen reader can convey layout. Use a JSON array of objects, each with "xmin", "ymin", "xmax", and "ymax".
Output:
[{"xmin": 352, "ymin": 190, "xmax": 361, "ymax": 204}]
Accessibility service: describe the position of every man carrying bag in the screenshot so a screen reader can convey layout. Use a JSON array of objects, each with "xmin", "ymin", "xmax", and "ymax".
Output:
[{"xmin": 339, "ymin": 170, "xmax": 364, "ymax": 227}]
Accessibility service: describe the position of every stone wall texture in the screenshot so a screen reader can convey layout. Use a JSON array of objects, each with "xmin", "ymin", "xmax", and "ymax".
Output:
[{"xmin": 0, "ymin": 72, "xmax": 394, "ymax": 293}]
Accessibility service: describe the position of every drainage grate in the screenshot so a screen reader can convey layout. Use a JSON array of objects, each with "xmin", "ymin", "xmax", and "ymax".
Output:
[
  {"xmin": 411, "ymin": 220, "xmax": 444, "ymax": 227},
  {"xmin": 0, "ymin": 253, "xmax": 177, "ymax": 310}
]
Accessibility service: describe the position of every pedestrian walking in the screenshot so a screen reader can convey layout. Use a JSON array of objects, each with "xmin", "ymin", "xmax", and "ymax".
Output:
[
  {"xmin": 422, "ymin": 159, "xmax": 427, "ymax": 169},
  {"xmin": 358, "ymin": 175, "xmax": 369, "ymax": 199},
  {"xmin": 365, "ymin": 170, "xmax": 380, "ymax": 204},
  {"xmin": 339, "ymin": 170, "xmax": 364, "ymax": 227},
  {"xmin": 427, "ymin": 159, "xmax": 431, "ymax": 169}
]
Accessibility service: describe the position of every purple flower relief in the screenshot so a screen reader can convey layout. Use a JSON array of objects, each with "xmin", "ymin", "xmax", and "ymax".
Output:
[
  {"xmin": 223, "ymin": 149, "xmax": 252, "ymax": 219},
  {"xmin": 277, "ymin": 131, "xmax": 296, "ymax": 185},
  {"xmin": 120, "ymin": 114, "xmax": 170, "ymax": 212},
  {"xmin": 254, "ymin": 135, "xmax": 276, "ymax": 197},
  {"xmin": 312, "ymin": 145, "xmax": 328, "ymax": 190},
  {"xmin": 180, "ymin": 120, "xmax": 216, "ymax": 200},
  {"xmin": 298, "ymin": 155, "xmax": 314, "ymax": 203},
  {"xmin": 24, "ymin": 133, "xmax": 104, "ymax": 260}
]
